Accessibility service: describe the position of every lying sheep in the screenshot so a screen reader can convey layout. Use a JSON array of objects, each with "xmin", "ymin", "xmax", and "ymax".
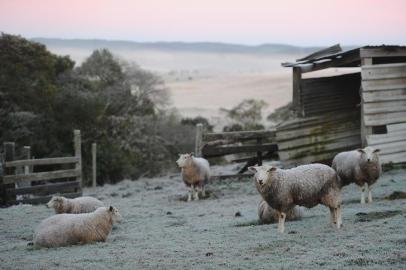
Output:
[
  {"xmin": 32, "ymin": 206, "xmax": 122, "ymax": 248},
  {"xmin": 332, "ymin": 147, "xmax": 381, "ymax": 204},
  {"xmin": 249, "ymin": 164, "xmax": 342, "ymax": 233},
  {"xmin": 258, "ymin": 199, "xmax": 304, "ymax": 224},
  {"xmin": 176, "ymin": 153, "xmax": 210, "ymax": 201},
  {"xmin": 47, "ymin": 196, "xmax": 104, "ymax": 214}
]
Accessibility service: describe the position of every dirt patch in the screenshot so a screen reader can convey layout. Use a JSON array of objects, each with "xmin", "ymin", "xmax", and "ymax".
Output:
[
  {"xmin": 384, "ymin": 191, "xmax": 406, "ymax": 200},
  {"xmin": 355, "ymin": 210, "xmax": 402, "ymax": 222}
]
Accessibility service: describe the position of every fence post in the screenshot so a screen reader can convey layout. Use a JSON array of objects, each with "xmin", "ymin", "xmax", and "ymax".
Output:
[
  {"xmin": 73, "ymin": 130, "xmax": 82, "ymax": 188},
  {"xmin": 92, "ymin": 143, "xmax": 96, "ymax": 188},
  {"xmin": 2, "ymin": 142, "xmax": 16, "ymax": 204},
  {"xmin": 195, "ymin": 123, "xmax": 203, "ymax": 157},
  {"xmin": 256, "ymin": 138, "xmax": 263, "ymax": 166},
  {"xmin": 22, "ymin": 146, "xmax": 31, "ymax": 174}
]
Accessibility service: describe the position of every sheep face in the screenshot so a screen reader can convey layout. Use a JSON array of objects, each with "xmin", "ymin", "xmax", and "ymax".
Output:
[
  {"xmin": 108, "ymin": 206, "xmax": 123, "ymax": 223},
  {"xmin": 176, "ymin": 153, "xmax": 193, "ymax": 168},
  {"xmin": 46, "ymin": 196, "xmax": 65, "ymax": 211},
  {"xmin": 358, "ymin": 147, "xmax": 380, "ymax": 164},
  {"xmin": 249, "ymin": 165, "xmax": 277, "ymax": 186}
]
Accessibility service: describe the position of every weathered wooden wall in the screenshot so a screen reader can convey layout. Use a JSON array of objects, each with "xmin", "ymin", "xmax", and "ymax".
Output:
[
  {"xmin": 276, "ymin": 112, "xmax": 361, "ymax": 166},
  {"xmin": 300, "ymin": 73, "xmax": 361, "ymax": 117},
  {"xmin": 361, "ymin": 62, "xmax": 406, "ymax": 164}
]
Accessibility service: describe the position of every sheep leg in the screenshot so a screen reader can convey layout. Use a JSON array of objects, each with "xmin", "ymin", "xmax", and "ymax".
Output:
[
  {"xmin": 329, "ymin": 207, "xmax": 336, "ymax": 226},
  {"xmin": 278, "ymin": 212, "xmax": 286, "ymax": 233},
  {"xmin": 360, "ymin": 184, "xmax": 366, "ymax": 204},
  {"xmin": 193, "ymin": 185, "xmax": 199, "ymax": 201},
  {"xmin": 187, "ymin": 186, "xmax": 193, "ymax": 202},
  {"xmin": 335, "ymin": 205, "xmax": 343, "ymax": 229},
  {"xmin": 367, "ymin": 184, "xmax": 373, "ymax": 203},
  {"xmin": 201, "ymin": 184, "xmax": 206, "ymax": 198}
]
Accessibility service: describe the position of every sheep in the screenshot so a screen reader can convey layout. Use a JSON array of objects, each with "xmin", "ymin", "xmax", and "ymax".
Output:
[
  {"xmin": 176, "ymin": 153, "xmax": 210, "ymax": 201},
  {"xmin": 258, "ymin": 199, "xmax": 304, "ymax": 224},
  {"xmin": 47, "ymin": 196, "xmax": 104, "ymax": 214},
  {"xmin": 32, "ymin": 206, "xmax": 122, "ymax": 248},
  {"xmin": 249, "ymin": 163, "xmax": 342, "ymax": 233},
  {"xmin": 332, "ymin": 146, "xmax": 381, "ymax": 204}
]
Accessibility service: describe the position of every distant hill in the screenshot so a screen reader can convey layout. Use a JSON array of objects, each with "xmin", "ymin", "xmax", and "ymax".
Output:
[{"xmin": 32, "ymin": 38, "xmax": 328, "ymax": 55}]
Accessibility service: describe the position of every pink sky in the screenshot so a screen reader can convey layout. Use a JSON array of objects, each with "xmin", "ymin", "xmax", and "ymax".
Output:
[{"xmin": 0, "ymin": 0, "xmax": 405, "ymax": 46}]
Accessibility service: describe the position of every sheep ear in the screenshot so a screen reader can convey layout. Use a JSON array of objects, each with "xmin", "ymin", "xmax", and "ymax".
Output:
[
  {"xmin": 373, "ymin": 149, "xmax": 380, "ymax": 153},
  {"xmin": 109, "ymin": 206, "xmax": 113, "ymax": 212},
  {"xmin": 357, "ymin": 149, "xmax": 365, "ymax": 154},
  {"xmin": 248, "ymin": 166, "xmax": 257, "ymax": 173},
  {"xmin": 267, "ymin": 167, "xmax": 277, "ymax": 172}
]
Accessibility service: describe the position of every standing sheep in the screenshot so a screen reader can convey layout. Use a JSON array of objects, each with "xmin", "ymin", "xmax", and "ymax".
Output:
[
  {"xmin": 176, "ymin": 153, "xmax": 210, "ymax": 201},
  {"xmin": 32, "ymin": 206, "xmax": 122, "ymax": 248},
  {"xmin": 332, "ymin": 147, "xmax": 381, "ymax": 204},
  {"xmin": 47, "ymin": 196, "xmax": 104, "ymax": 214},
  {"xmin": 258, "ymin": 199, "xmax": 304, "ymax": 224},
  {"xmin": 249, "ymin": 164, "xmax": 342, "ymax": 233}
]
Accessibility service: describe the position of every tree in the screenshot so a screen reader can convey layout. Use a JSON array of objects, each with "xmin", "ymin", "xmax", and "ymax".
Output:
[{"xmin": 221, "ymin": 99, "xmax": 267, "ymax": 131}]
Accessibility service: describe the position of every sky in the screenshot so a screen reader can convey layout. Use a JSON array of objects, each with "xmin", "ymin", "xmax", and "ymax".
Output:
[{"xmin": 1, "ymin": 0, "xmax": 406, "ymax": 46}]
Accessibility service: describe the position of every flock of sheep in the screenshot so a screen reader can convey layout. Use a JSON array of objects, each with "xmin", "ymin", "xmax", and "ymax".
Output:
[{"xmin": 29, "ymin": 146, "xmax": 381, "ymax": 248}]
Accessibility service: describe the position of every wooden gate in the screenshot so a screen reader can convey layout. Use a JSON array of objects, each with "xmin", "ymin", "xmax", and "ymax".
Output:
[{"xmin": 0, "ymin": 130, "xmax": 83, "ymax": 205}]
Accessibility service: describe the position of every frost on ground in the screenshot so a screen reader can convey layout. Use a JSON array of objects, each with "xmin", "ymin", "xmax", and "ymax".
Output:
[{"xmin": 0, "ymin": 167, "xmax": 405, "ymax": 270}]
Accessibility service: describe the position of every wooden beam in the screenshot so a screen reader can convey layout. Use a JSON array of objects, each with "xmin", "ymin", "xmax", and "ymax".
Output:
[
  {"xmin": 5, "ymin": 156, "xmax": 79, "ymax": 168},
  {"xmin": 292, "ymin": 67, "xmax": 302, "ymax": 116},
  {"xmin": 202, "ymin": 143, "xmax": 278, "ymax": 158},
  {"xmin": 3, "ymin": 168, "xmax": 81, "ymax": 185},
  {"xmin": 362, "ymin": 63, "xmax": 406, "ymax": 80},
  {"xmin": 361, "ymin": 57, "xmax": 373, "ymax": 147},
  {"xmin": 195, "ymin": 123, "xmax": 203, "ymax": 157},
  {"xmin": 6, "ymin": 181, "xmax": 80, "ymax": 196},
  {"xmin": 361, "ymin": 47, "xmax": 406, "ymax": 58},
  {"xmin": 92, "ymin": 143, "xmax": 97, "ymax": 188},
  {"xmin": 203, "ymin": 129, "xmax": 276, "ymax": 141},
  {"xmin": 74, "ymin": 130, "xmax": 82, "ymax": 188}
]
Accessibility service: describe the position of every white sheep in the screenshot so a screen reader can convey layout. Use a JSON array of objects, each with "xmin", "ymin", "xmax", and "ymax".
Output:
[
  {"xmin": 32, "ymin": 206, "xmax": 122, "ymax": 248},
  {"xmin": 332, "ymin": 146, "xmax": 381, "ymax": 204},
  {"xmin": 176, "ymin": 153, "xmax": 210, "ymax": 201},
  {"xmin": 258, "ymin": 199, "xmax": 304, "ymax": 224},
  {"xmin": 249, "ymin": 164, "xmax": 342, "ymax": 233},
  {"xmin": 47, "ymin": 196, "xmax": 104, "ymax": 214}
]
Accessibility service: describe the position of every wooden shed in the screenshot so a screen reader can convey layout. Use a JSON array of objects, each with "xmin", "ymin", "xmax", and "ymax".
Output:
[{"xmin": 277, "ymin": 45, "xmax": 406, "ymax": 166}]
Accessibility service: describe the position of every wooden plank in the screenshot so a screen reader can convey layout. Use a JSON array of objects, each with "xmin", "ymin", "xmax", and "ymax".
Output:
[
  {"xmin": 203, "ymin": 129, "xmax": 276, "ymax": 141},
  {"xmin": 202, "ymin": 143, "xmax": 278, "ymax": 157},
  {"xmin": 276, "ymin": 122, "xmax": 360, "ymax": 142},
  {"xmin": 278, "ymin": 129, "xmax": 360, "ymax": 150},
  {"xmin": 367, "ymin": 140, "xmax": 406, "ymax": 155},
  {"xmin": 367, "ymin": 131, "xmax": 406, "ymax": 145},
  {"xmin": 362, "ymin": 89, "xmax": 406, "ymax": 102},
  {"xmin": 6, "ymin": 181, "xmax": 80, "ymax": 196},
  {"xmin": 5, "ymin": 156, "xmax": 79, "ymax": 168},
  {"xmin": 3, "ymin": 168, "xmax": 81, "ymax": 185},
  {"xmin": 277, "ymin": 110, "xmax": 359, "ymax": 131},
  {"xmin": 74, "ymin": 130, "xmax": 82, "ymax": 188},
  {"xmin": 195, "ymin": 123, "xmax": 203, "ymax": 157},
  {"xmin": 278, "ymin": 136, "xmax": 361, "ymax": 160},
  {"xmin": 380, "ymin": 152, "xmax": 406, "ymax": 164},
  {"xmin": 361, "ymin": 77, "xmax": 406, "ymax": 91},
  {"xmin": 362, "ymin": 63, "xmax": 406, "ymax": 80},
  {"xmin": 387, "ymin": 123, "xmax": 406, "ymax": 133},
  {"xmin": 363, "ymin": 103, "xmax": 406, "ymax": 114},
  {"xmin": 364, "ymin": 111, "xmax": 406, "ymax": 126},
  {"xmin": 9, "ymin": 191, "xmax": 82, "ymax": 205},
  {"xmin": 361, "ymin": 47, "xmax": 406, "ymax": 58},
  {"xmin": 92, "ymin": 143, "xmax": 97, "ymax": 188}
]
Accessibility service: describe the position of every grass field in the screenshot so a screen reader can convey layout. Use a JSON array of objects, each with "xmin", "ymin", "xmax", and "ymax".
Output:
[{"xmin": 0, "ymin": 166, "xmax": 405, "ymax": 270}]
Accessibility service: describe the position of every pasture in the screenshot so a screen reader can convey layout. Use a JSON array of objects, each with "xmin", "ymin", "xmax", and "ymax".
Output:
[{"xmin": 0, "ymin": 166, "xmax": 405, "ymax": 270}]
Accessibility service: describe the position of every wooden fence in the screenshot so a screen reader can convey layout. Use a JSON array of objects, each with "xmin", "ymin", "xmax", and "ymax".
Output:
[
  {"xmin": 195, "ymin": 124, "xmax": 278, "ymax": 176},
  {"xmin": 0, "ymin": 130, "xmax": 83, "ymax": 205}
]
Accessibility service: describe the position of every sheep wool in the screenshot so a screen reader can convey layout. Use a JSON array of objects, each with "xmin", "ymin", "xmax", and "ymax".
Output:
[
  {"xmin": 250, "ymin": 163, "xmax": 342, "ymax": 233},
  {"xmin": 176, "ymin": 153, "xmax": 210, "ymax": 201},
  {"xmin": 33, "ymin": 206, "xmax": 122, "ymax": 248},
  {"xmin": 332, "ymin": 146, "xmax": 381, "ymax": 204},
  {"xmin": 47, "ymin": 196, "xmax": 104, "ymax": 214},
  {"xmin": 258, "ymin": 199, "xmax": 304, "ymax": 224}
]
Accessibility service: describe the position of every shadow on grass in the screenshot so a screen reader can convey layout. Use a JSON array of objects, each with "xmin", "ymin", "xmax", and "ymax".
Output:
[{"xmin": 355, "ymin": 210, "xmax": 402, "ymax": 222}]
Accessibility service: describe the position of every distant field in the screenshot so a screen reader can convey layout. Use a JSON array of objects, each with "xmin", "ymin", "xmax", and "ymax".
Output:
[{"xmin": 43, "ymin": 41, "xmax": 359, "ymax": 130}]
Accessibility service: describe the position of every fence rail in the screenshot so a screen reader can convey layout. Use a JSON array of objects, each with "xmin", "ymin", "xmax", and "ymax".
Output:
[{"xmin": 0, "ymin": 129, "xmax": 83, "ymax": 205}]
